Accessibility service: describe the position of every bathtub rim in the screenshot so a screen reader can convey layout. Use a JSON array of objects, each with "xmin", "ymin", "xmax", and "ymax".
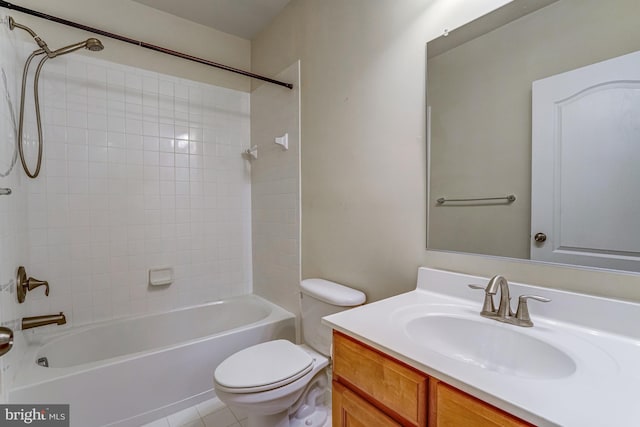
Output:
[{"xmin": 10, "ymin": 294, "xmax": 295, "ymax": 390}]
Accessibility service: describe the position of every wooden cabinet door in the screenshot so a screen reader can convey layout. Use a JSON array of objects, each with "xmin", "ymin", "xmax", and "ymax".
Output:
[
  {"xmin": 333, "ymin": 331, "xmax": 428, "ymax": 426},
  {"xmin": 333, "ymin": 381, "xmax": 402, "ymax": 427},
  {"xmin": 429, "ymin": 380, "xmax": 533, "ymax": 427}
]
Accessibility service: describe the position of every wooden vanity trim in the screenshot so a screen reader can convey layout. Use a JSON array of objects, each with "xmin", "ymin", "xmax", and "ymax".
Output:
[{"xmin": 333, "ymin": 331, "xmax": 428, "ymax": 426}]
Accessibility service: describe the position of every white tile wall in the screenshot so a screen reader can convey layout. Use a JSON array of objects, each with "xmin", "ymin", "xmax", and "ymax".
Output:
[
  {"xmin": 251, "ymin": 62, "xmax": 301, "ymax": 329},
  {"xmin": 23, "ymin": 53, "xmax": 253, "ymax": 325},
  {"xmin": 0, "ymin": 18, "xmax": 306, "ymax": 417},
  {"xmin": 0, "ymin": 16, "xmax": 29, "ymax": 400},
  {"xmin": 0, "ymin": 33, "xmax": 253, "ymax": 397}
]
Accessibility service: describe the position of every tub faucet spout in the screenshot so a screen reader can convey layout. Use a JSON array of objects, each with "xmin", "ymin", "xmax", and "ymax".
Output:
[{"xmin": 22, "ymin": 312, "xmax": 66, "ymax": 330}]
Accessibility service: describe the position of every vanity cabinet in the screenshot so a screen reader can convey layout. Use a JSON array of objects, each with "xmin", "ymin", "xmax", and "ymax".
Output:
[{"xmin": 332, "ymin": 331, "xmax": 533, "ymax": 427}]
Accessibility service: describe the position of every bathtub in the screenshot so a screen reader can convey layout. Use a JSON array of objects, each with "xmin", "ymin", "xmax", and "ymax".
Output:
[{"xmin": 8, "ymin": 295, "xmax": 295, "ymax": 427}]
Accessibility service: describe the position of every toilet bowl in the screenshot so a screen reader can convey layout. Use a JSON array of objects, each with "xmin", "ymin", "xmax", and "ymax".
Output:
[
  {"xmin": 214, "ymin": 279, "xmax": 366, "ymax": 427},
  {"xmin": 215, "ymin": 341, "xmax": 329, "ymax": 427}
]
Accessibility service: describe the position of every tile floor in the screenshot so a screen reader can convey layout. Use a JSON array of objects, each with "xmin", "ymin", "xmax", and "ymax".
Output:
[
  {"xmin": 144, "ymin": 390, "xmax": 332, "ymax": 427},
  {"xmin": 142, "ymin": 397, "xmax": 248, "ymax": 427}
]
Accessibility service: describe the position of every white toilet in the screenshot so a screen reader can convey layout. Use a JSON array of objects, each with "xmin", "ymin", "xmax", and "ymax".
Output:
[{"xmin": 214, "ymin": 279, "xmax": 366, "ymax": 427}]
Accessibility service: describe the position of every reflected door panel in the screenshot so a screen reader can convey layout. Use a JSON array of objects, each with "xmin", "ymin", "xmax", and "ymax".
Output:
[{"xmin": 531, "ymin": 50, "xmax": 640, "ymax": 271}]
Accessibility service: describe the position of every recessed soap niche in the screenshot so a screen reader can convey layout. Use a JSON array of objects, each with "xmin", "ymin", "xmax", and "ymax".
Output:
[{"xmin": 148, "ymin": 267, "xmax": 174, "ymax": 287}]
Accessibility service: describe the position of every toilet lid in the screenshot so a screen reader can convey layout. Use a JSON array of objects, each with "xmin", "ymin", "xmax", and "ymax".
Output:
[{"xmin": 214, "ymin": 340, "xmax": 314, "ymax": 393}]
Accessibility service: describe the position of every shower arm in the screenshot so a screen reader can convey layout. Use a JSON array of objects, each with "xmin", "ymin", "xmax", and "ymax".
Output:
[
  {"xmin": 8, "ymin": 16, "xmax": 52, "ymax": 56},
  {"xmin": 9, "ymin": 17, "xmax": 88, "ymax": 59}
]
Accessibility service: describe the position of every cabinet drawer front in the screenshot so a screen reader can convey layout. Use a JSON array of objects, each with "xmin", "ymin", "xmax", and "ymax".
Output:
[
  {"xmin": 333, "ymin": 381, "xmax": 402, "ymax": 427},
  {"xmin": 333, "ymin": 332, "xmax": 427, "ymax": 426},
  {"xmin": 431, "ymin": 380, "xmax": 533, "ymax": 427}
]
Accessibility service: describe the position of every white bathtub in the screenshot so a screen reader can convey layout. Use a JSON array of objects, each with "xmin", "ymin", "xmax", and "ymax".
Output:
[{"xmin": 9, "ymin": 295, "xmax": 295, "ymax": 427}]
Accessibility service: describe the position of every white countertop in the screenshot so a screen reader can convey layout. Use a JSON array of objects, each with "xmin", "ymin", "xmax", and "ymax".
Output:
[{"xmin": 323, "ymin": 268, "xmax": 640, "ymax": 427}]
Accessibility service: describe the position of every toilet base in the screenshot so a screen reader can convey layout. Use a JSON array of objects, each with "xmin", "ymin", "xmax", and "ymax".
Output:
[
  {"xmin": 290, "ymin": 405, "xmax": 330, "ymax": 427},
  {"xmin": 246, "ymin": 404, "xmax": 330, "ymax": 427},
  {"xmin": 239, "ymin": 368, "xmax": 331, "ymax": 427},
  {"xmin": 289, "ymin": 369, "xmax": 330, "ymax": 427}
]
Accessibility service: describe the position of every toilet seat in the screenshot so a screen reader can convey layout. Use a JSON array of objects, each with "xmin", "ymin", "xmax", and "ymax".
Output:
[{"xmin": 214, "ymin": 340, "xmax": 314, "ymax": 393}]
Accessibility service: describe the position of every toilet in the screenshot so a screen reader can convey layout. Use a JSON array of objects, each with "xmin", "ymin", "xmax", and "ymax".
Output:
[{"xmin": 214, "ymin": 279, "xmax": 366, "ymax": 427}]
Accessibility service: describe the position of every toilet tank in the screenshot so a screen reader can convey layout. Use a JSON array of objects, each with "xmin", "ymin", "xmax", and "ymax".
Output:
[{"xmin": 300, "ymin": 279, "xmax": 366, "ymax": 356}]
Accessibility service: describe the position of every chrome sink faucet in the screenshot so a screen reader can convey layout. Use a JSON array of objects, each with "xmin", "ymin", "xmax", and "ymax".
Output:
[{"xmin": 469, "ymin": 275, "xmax": 550, "ymax": 327}]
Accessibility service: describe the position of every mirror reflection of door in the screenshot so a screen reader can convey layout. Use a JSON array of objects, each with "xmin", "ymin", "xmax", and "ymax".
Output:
[{"xmin": 531, "ymin": 50, "xmax": 640, "ymax": 271}]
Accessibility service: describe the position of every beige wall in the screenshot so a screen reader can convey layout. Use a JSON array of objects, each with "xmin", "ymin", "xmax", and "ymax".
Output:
[
  {"xmin": 428, "ymin": 0, "xmax": 640, "ymax": 260},
  {"xmin": 253, "ymin": 0, "xmax": 640, "ymax": 303},
  {"xmin": 8, "ymin": 0, "xmax": 251, "ymax": 91},
  {"xmin": 252, "ymin": 0, "xmax": 512, "ymax": 302}
]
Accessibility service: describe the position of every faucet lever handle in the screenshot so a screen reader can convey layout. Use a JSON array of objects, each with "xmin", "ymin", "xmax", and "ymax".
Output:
[
  {"xmin": 468, "ymin": 284, "xmax": 496, "ymax": 315},
  {"xmin": 16, "ymin": 266, "xmax": 50, "ymax": 303},
  {"xmin": 519, "ymin": 295, "xmax": 551, "ymax": 303},
  {"xmin": 26, "ymin": 277, "xmax": 49, "ymax": 296},
  {"xmin": 515, "ymin": 295, "xmax": 551, "ymax": 327}
]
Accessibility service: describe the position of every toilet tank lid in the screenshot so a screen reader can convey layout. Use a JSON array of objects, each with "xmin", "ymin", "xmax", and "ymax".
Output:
[{"xmin": 301, "ymin": 278, "xmax": 366, "ymax": 306}]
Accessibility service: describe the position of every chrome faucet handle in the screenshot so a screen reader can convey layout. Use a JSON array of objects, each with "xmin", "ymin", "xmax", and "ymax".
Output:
[
  {"xmin": 514, "ymin": 295, "xmax": 551, "ymax": 327},
  {"xmin": 468, "ymin": 284, "xmax": 496, "ymax": 315}
]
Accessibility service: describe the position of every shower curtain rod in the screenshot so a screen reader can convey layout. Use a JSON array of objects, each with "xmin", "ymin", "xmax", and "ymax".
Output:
[{"xmin": 0, "ymin": 1, "xmax": 293, "ymax": 90}]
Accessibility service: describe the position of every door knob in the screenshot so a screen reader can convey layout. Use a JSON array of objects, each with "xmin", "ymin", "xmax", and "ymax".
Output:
[{"xmin": 534, "ymin": 232, "xmax": 547, "ymax": 243}]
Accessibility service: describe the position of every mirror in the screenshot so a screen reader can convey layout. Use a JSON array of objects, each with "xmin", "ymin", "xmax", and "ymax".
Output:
[{"xmin": 427, "ymin": 0, "xmax": 640, "ymax": 272}]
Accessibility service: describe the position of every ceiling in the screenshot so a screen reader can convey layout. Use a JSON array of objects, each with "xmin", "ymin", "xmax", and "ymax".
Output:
[{"xmin": 131, "ymin": 0, "xmax": 292, "ymax": 40}]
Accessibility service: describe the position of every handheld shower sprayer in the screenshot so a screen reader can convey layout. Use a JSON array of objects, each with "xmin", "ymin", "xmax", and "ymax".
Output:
[
  {"xmin": 49, "ymin": 38, "xmax": 104, "ymax": 58},
  {"xmin": 8, "ymin": 16, "xmax": 104, "ymax": 178}
]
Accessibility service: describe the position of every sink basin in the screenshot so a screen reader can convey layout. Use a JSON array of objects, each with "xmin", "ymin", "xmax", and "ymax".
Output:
[{"xmin": 405, "ymin": 315, "xmax": 576, "ymax": 379}]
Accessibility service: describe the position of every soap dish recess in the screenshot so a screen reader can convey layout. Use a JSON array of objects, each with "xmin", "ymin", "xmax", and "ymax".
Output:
[{"xmin": 148, "ymin": 267, "xmax": 173, "ymax": 286}]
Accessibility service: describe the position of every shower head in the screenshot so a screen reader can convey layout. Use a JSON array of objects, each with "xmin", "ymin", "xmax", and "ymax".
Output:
[
  {"xmin": 50, "ymin": 37, "xmax": 104, "ymax": 57},
  {"xmin": 86, "ymin": 38, "xmax": 104, "ymax": 52}
]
